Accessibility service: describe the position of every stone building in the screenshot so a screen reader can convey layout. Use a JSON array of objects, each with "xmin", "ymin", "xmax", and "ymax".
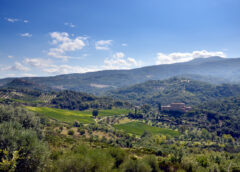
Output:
[{"xmin": 161, "ymin": 103, "xmax": 191, "ymax": 112}]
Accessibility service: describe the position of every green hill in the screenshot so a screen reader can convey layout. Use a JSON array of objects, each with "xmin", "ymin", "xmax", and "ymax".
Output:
[
  {"xmin": 107, "ymin": 77, "xmax": 240, "ymax": 106},
  {"xmin": 1, "ymin": 57, "xmax": 240, "ymax": 95}
]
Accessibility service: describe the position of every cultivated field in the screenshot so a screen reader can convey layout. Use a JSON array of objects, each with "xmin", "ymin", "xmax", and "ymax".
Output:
[
  {"xmin": 26, "ymin": 106, "xmax": 94, "ymax": 124},
  {"xmin": 114, "ymin": 121, "xmax": 179, "ymax": 137},
  {"xmin": 26, "ymin": 106, "xmax": 131, "ymax": 124}
]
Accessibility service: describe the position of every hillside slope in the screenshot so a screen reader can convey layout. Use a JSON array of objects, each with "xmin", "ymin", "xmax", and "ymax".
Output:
[
  {"xmin": 107, "ymin": 77, "xmax": 240, "ymax": 106},
  {"xmin": 1, "ymin": 56, "xmax": 240, "ymax": 94}
]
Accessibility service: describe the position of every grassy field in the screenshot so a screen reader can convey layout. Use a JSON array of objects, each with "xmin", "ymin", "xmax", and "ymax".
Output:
[
  {"xmin": 86, "ymin": 108, "xmax": 131, "ymax": 117},
  {"xmin": 26, "ymin": 106, "xmax": 131, "ymax": 124},
  {"xmin": 26, "ymin": 106, "xmax": 94, "ymax": 124},
  {"xmin": 114, "ymin": 122, "xmax": 179, "ymax": 137}
]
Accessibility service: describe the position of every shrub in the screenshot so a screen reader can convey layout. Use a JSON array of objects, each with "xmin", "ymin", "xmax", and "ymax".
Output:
[
  {"xmin": 73, "ymin": 120, "xmax": 80, "ymax": 127},
  {"xmin": 143, "ymin": 155, "xmax": 159, "ymax": 172},
  {"xmin": 78, "ymin": 129, "xmax": 85, "ymax": 135},
  {"xmin": 0, "ymin": 122, "xmax": 49, "ymax": 171},
  {"xmin": 108, "ymin": 148, "xmax": 126, "ymax": 168},
  {"xmin": 196, "ymin": 156, "xmax": 209, "ymax": 168},
  {"xmin": 120, "ymin": 158, "xmax": 152, "ymax": 172},
  {"xmin": 51, "ymin": 144, "xmax": 114, "ymax": 172},
  {"xmin": 68, "ymin": 130, "xmax": 75, "ymax": 135}
]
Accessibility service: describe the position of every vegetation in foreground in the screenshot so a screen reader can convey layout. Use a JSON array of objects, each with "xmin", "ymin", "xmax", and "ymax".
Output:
[
  {"xmin": 1, "ymin": 77, "xmax": 240, "ymax": 172},
  {"xmin": 1, "ymin": 104, "xmax": 240, "ymax": 172}
]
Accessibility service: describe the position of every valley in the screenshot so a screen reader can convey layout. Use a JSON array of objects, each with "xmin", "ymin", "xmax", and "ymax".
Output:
[
  {"xmin": 0, "ymin": 73, "xmax": 240, "ymax": 171},
  {"xmin": 1, "ymin": 0, "xmax": 240, "ymax": 171}
]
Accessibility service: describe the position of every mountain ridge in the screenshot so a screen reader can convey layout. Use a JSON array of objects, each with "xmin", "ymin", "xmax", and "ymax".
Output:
[{"xmin": 1, "ymin": 56, "xmax": 240, "ymax": 94}]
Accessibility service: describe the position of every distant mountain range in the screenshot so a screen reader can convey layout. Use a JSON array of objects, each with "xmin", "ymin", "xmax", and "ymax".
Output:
[{"xmin": 1, "ymin": 56, "xmax": 240, "ymax": 95}]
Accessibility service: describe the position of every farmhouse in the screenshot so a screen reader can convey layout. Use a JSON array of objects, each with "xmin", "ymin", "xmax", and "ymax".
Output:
[{"xmin": 161, "ymin": 103, "xmax": 191, "ymax": 113}]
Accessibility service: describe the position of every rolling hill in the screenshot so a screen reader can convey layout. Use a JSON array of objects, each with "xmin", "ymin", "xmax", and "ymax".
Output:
[
  {"xmin": 107, "ymin": 77, "xmax": 240, "ymax": 106},
  {"xmin": 1, "ymin": 56, "xmax": 240, "ymax": 95}
]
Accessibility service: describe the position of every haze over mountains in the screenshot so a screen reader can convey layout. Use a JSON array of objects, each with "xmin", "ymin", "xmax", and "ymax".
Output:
[{"xmin": 1, "ymin": 56, "xmax": 240, "ymax": 95}]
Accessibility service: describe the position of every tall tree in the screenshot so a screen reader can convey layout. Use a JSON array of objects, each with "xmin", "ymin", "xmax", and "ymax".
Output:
[{"xmin": 92, "ymin": 109, "xmax": 99, "ymax": 118}]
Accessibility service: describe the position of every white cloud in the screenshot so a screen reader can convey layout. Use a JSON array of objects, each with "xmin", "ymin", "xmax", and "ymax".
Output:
[
  {"xmin": 42, "ymin": 65, "xmax": 100, "ymax": 74},
  {"xmin": 64, "ymin": 22, "xmax": 75, "ymax": 28},
  {"xmin": 20, "ymin": 33, "xmax": 32, "ymax": 37},
  {"xmin": 113, "ymin": 52, "xmax": 125, "ymax": 58},
  {"xmin": 48, "ymin": 32, "xmax": 86, "ymax": 60},
  {"xmin": 24, "ymin": 57, "xmax": 98, "ymax": 75},
  {"xmin": 23, "ymin": 20, "xmax": 29, "ymax": 23},
  {"xmin": 26, "ymin": 52, "xmax": 140, "ymax": 75},
  {"xmin": 156, "ymin": 50, "xmax": 226, "ymax": 65},
  {"xmin": 7, "ymin": 74, "xmax": 16, "ymax": 77},
  {"xmin": 121, "ymin": 43, "xmax": 128, "ymax": 47},
  {"xmin": 1, "ymin": 62, "xmax": 29, "ymax": 72},
  {"xmin": 95, "ymin": 40, "xmax": 112, "ymax": 50},
  {"xmin": 5, "ymin": 18, "xmax": 18, "ymax": 23},
  {"xmin": 24, "ymin": 58, "xmax": 53, "ymax": 68},
  {"xmin": 127, "ymin": 57, "xmax": 137, "ymax": 66},
  {"xmin": 12, "ymin": 62, "xmax": 29, "ymax": 71},
  {"xmin": 82, "ymin": 53, "xmax": 88, "ymax": 57},
  {"xmin": 8, "ymin": 55, "xmax": 13, "ymax": 59},
  {"xmin": 104, "ymin": 52, "xmax": 141, "ymax": 70},
  {"xmin": 23, "ymin": 73, "xmax": 36, "ymax": 77}
]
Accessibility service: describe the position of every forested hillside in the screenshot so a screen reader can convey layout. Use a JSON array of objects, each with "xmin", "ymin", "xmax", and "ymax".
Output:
[
  {"xmin": 0, "ymin": 86, "xmax": 130, "ymax": 111},
  {"xmin": 108, "ymin": 77, "xmax": 240, "ymax": 106}
]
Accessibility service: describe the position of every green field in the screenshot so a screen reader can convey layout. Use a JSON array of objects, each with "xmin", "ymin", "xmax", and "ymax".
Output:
[
  {"xmin": 26, "ymin": 106, "xmax": 131, "ymax": 124},
  {"xmin": 26, "ymin": 106, "xmax": 94, "ymax": 124},
  {"xmin": 114, "ymin": 122, "xmax": 179, "ymax": 137},
  {"xmin": 89, "ymin": 108, "xmax": 131, "ymax": 117}
]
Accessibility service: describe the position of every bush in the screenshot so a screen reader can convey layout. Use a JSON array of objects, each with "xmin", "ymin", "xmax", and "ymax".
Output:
[
  {"xmin": 120, "ymin": 158, "xmax": 152, "ymax": 172},
  {"xmin": 108, "ymin": 148, "xmax": 126, "ymax": 168},
  {"xmin": 51, "ymin": 144, "xmax": 114, "ymax": 172},
  {"xmin": 68, "ymin": 129, "xmax": 75, "ymax": 135},
  {"xmin": 0, "ymin": 122, "xmax": 49, "ymax": 171},
  {"xmin": 73, "ymin": 120, "xmax": 80, "ymax": 127},
  {"xmin": 78, "ymin": 129, "xmax": 85, "ymax": 135},
  {"xmin": 0, "ymin": 105, "xmax": 49, "ymax": 171},
  {"xmin": 196, "ymin": 156, "xmax": 209, "ymax": 168},
  {"xmin": 143, "ymin": 155, "xmax": 159, "ymax": 172}
]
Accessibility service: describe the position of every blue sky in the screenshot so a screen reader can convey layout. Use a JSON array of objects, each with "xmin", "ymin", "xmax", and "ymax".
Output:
[{"xmin": 0, "ymin": 0, "xmax": 240, "ymax": 78}]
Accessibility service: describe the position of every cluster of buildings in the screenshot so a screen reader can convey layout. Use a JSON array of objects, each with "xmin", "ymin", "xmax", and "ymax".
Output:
[{"xmin": 161, "ymin": 103, "xmax": 191, "ymax": 113}]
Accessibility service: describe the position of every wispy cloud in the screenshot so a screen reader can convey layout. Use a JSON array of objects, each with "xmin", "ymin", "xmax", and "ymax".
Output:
[
  {"xmin": 11, "ymin": 62, "xmax": 29, "ymax": 71},
  {"xmin": 1, "ymin": 62, "xmax": 29, "ymax": 72},
  {"xmin": 156, "ymin": 50, "xmax": 226, "ymax": 65},
  {"xmin": 24, "ymin": 58, "xmax": 54, "ymax": 68},
  {"xmin": 5, "ymin": 17, "xmax": 29, "ymax": 23},
  {"xmin": 48, "ymin": 32, "xmax": 87, "ymax": 60},
  {"xmin": 20, "ymin": 33, "xmax": 32, "ymax": 37},
  {"xmin": 23, "ymin": 73, "xmax": 36, "ymax": 77},
  {"xmin": 23, "ymin": 52, "xmax": 141, "ymax": 75},
  {"xmin": 64, "ymin": 22, "xmax": 75, "ymax": 28},
  {"xmin": 121, "ymin": 43, "xmax": 128, "ymax": 47},
  {"xmin": 8, "ymin": 55, "xmax": 13, "ymax": 59},
  {"xmin": 42, "ymin": 65, "xmax": 100, "ymax": 74},
  {"xmin": 24, "ymin": 57, "xmax": 99, "ymax": 75},
  {"xmin": 95, "ymin": 40, "xmax": 112, "ymax": 50},
  {"xmin": 7, "ymin": 74, "xmax": 16, "ymax": 77},
  {"xmin": 5, "ymin": 17, "xmax": 19, "ymax": 23}
]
